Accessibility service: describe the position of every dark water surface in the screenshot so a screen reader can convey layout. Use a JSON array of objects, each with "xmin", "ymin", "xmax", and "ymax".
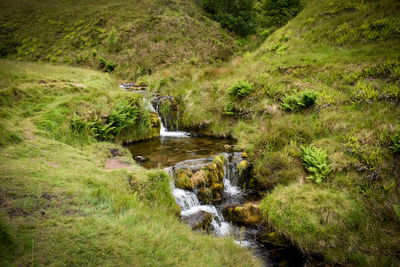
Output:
[{"xmin": 127, "ymin": 136, "xmax": 235, "ymax": 169}]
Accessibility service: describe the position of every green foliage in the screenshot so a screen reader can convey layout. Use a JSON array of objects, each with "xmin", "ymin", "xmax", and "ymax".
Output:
[
  {"xmin": 87, "ymin": 117, "xmax": 115, "ymax": 141},
  {"xmin": 361, "ymin": 58, "xmax": 400, "ymax": 81},
  {"xmin": 281, "ymin": 91, "xmax": 317, "ymax": 111},
  {"xmin": 301, "ymin": 146, "xmax": 331, "ymax": 183},
  {"xmin": 200, "ymin": 0, "xmax": 257, "ymax": 36},
  {"xmin": 98, "ymin": 57, "xmax": 117, "ymax": 72},
  {"xmin": 351, "ymin": 81, "xmax": 379, "ymax": 103},
  {"xmin": 228, "ymin": 81, "xmax": 253, "ymax": 98},
  {"xmin": 224, "ymin": 102, "xmax": 236, "ymax": 116},
  {"xmin": 107, "ymin": 28, "xmax": 119, "ymax": 47},
  {"xmin": 327, "ymin": 0, "xmax": 366, "ymax": 14},
  {"xmin": 262, "ymin": 0, "xmax": 302, "ymax": 28},
  {"xmin": 334, "ymin": 17, "xmax": 400, "ymax": 45},
  {"xmin": 391, "ymin": 133, "xmax": 400, "ymax": 154},
  {"xmin": 108, "ymin": 100, "xmax": 139, "ymax": 135}
]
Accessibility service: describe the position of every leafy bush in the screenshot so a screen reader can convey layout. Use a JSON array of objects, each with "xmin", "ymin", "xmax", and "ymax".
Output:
[
  {"xmin": 301, "ymin": 146, "xmax": 332, "ymax": 183},
  {"xmin": 200, "ymin": 0, "xmax": 257, "ymax": 36},
  {"xmin": 281, "ymin": 90, "xmax": 317, "ymax": 111},
  {"xmin": 262, "ymin": 0, "xmax": 302, "ymax": 28},
  {"xmin": 391, "ymin": 133, "xmax": 400, "ymax": 154},
  {"xmin": 228, "ymin": 81, "xmax": 253, "ymax": 98},
  {"xmin": 98, "ymin": 57, "xmax": 116, "ymax": 72}
]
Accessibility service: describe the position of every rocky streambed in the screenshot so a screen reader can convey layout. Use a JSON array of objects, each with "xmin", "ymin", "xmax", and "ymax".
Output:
[{"xmin": 122, "ymin": 84, "xmax": 306, "ymax": 266}]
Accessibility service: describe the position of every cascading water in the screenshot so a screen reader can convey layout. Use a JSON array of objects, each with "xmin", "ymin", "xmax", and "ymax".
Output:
[
  {"xmin": 153, "ymin": 99, "xmax": 190, "ymax": 138},
  {"xmin": 170, "ymin": 153, "xmax": 246, "ymax": 240},
  {"xmin": 124, "ymin": 85, "xmax": 306, "ymax": 266}
]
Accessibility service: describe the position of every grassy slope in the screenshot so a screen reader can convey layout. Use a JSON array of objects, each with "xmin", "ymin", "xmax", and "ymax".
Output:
[
  {"xmin": 147, "ymin": 0, "xmax": 400, "ymax": 264},
  {"xmin": 0, "ymin": 60, "xmax": 261, "ymax": 266},
  {"xmin": 0, "ymin": 0, "xmax": 238, "ymax": 79}
]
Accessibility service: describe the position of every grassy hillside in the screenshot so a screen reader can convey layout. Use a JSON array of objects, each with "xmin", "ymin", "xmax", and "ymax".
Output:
[
  {"xmin": 0, "ymin": 60, "xmax": 261, "ymax": 266},
  {"xmin": 146, "ymin": 0, "xmax": 400, "ymax": 264},
  {"xmin": 0, "ymin": 0, "xmax": 239, "ymax": 79}
]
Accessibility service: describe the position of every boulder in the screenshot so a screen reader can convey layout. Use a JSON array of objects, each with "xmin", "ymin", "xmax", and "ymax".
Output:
[
  {"xmin": 181, "ymin": 210, "xmax": 213, "ymax": 232},
  {"xmin": 222, "ymin": 202, "xmax": 262, "ymax": 225}
]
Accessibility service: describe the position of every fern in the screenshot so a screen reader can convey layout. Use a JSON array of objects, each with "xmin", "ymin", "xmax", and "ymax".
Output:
[
  {"xmin": 301, "ymin": 146, "xmax": 332, "ymax": 183},
  {"xmin": 281, "ymin": 91, "xmax": 317, "ymax": 112},
  {"xmin": 228, "ymin": 81, "xmax": 253, "ymax": 98}
]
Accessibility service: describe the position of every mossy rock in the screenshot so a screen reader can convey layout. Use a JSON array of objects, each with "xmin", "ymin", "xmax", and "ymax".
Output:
[
  {"xmin": 222, "ymin": 202, "xmax": 262, "ymax": 225},
  {"xmin": 198, "ymin": 187, "xmax": 213, "ymax": 204},
  {"xmin": 149, "ymin": 112, "xmax": 161, "ymax": 139},
  {"xmin": 174, "ymin": 168, "xmax": 193, "ymax": 190},
  {"xmin": 257, "ymin": 227, "xmax": 289, "ymax": 247},
  {"xmin": 181, "ymin": 210, "xmax": 213, "ymax": 233},
  {"xmin": 191, "ymin": 169, "xmax": 207, "ymax": 188},
  {"xmin": 237, "ymin": 160, "xmax": 249, "ymax": 186}
]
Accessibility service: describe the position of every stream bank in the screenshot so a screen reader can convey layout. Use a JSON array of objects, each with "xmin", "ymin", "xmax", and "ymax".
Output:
[{"xmin": 122, "ymin": 86, "xmax": 307, "ymax": 266}]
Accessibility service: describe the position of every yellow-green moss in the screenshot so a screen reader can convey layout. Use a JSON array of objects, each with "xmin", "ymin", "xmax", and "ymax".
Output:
[
  {"xmin": 174, "ymin": 169, "xmax": 194, "ymax": 190},
  {"xmin": 223, "ymin": 202, "xmax": 262, "ymax": 225}
]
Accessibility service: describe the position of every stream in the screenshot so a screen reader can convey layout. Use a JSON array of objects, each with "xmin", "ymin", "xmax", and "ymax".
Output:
[{"xmin": 124, "ymin": 85, "xmax": 305, "ymax": 266}]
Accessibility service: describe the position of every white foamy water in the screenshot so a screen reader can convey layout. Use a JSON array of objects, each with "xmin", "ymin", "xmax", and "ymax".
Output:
[
  {"xmin": 172, "ymin": 188, "xmax": 200, "ymax": 211},
  {"xmin": 181, "ymin": 205, "xmax": 231, "ymax": 237},
  {"xmin": 224, "ymin": 178, "xmax": 242, "ymax": 197}
]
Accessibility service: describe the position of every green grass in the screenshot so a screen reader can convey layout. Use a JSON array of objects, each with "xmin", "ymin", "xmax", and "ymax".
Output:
[
  {"xmin": 0, "ymin": 0, "xmax": 240, "ymax": 79},
  {"xmin": 143, "ymin": 0, "xmax": 400, "ymax": 264},
  {"xmin": 0, "ymin": 60, "xmax": 261, "ymax": 266}
]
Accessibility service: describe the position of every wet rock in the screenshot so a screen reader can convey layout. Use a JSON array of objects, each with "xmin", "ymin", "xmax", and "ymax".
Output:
[
  {"xmin": 256, "ymin": 225, "xmax": 289, "ymax": 247},
  {"xmin": 134, "ymin": 156, "xmax": 147, "ymax": 162},
  {"xmin": 232, "ymin": 145, "xmax": 244, "ymax": 152},
  {"xmin": 224, "ymin": 144, "xmax": 233, "ymax": 152},
  {"xmin": 174, "ymin": 155, "xmax": 225, "ymax": 204},
  {"xmin": 149, "ymin": 112, "xmax": 161, "ymax": 138},
  {"xmin": 237, "ymin": 160, "xmax": 249, "ymax": 186},
  {"xmin": 181, "ymin": 210, "xmax": 213, "ymax": 232},
  {"xmin": 198, "ymin": 187, "xmax": 213, "ymax": 204},
  {"xmin": 222, "ymin": 202, "xmax": 262, "ymax": 225}
]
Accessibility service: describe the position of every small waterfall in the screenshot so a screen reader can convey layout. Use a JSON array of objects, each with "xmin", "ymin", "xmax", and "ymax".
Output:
[
  {"xmin": 170, "ymin": 153, "xmax": 246, "ymax": 238},
  {"xmin": 172, "ymin": 188, "xmax": 200, "ymax": 211},
  {"xmin": 154, "ymin": 102, "xmax": 190, "ymax": 138}
]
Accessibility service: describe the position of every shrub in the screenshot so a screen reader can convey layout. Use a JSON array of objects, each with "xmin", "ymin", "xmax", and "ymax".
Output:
[
  {"xmin": 301, "ymin": 146, "xmax": 332, "ymax": 183},
  {"xmin": 200, "ymin": 0, "xmax": 257, "ymax": 36},
  {"xmin": 228, "ymin": 81, "xmax": 253, "ymax": 98},
  {"xmin": 262, "ymin": 0, "xmax": 302, "ymax": 28},
  {"xmin": 281, "ymin": 90, "xmax": 317, "ymax": 111},
  {"xmin": 98, "ymin": 57, "xmax": 116, "ymax": 72}
]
